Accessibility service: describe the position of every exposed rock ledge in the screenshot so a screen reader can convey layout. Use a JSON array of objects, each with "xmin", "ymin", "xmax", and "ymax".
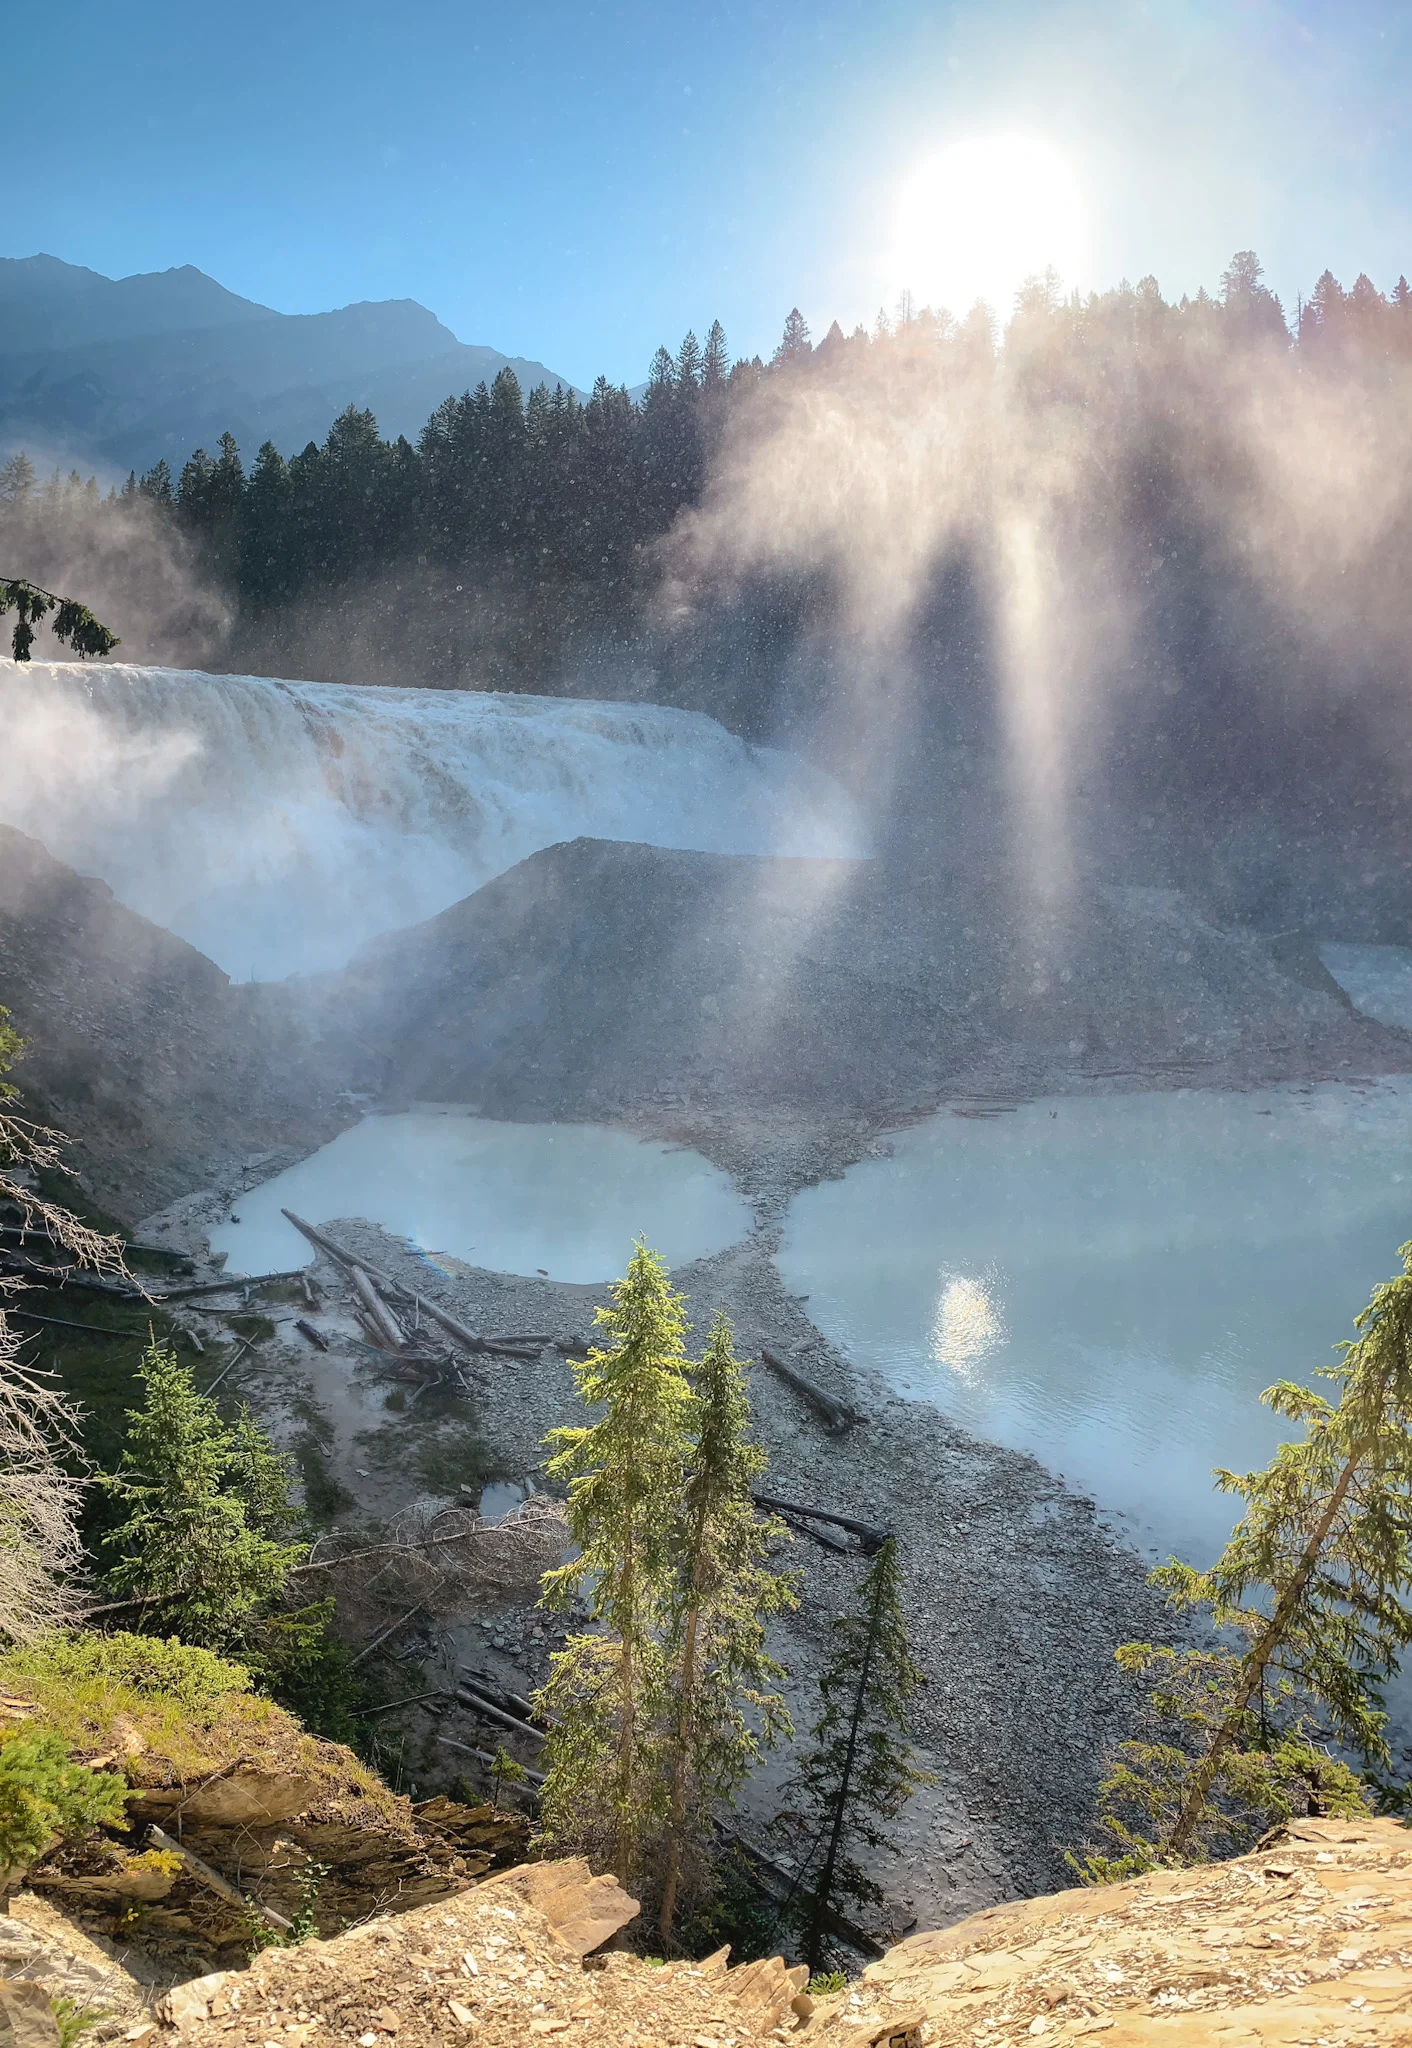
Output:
[
  {"xmin": 140, "ymin": 1817, "xmax": 1412, "ymax": 2048},
  {"xmin": 807, "ymin": 1814, "xmax": 1412, "ymax": 2045}
]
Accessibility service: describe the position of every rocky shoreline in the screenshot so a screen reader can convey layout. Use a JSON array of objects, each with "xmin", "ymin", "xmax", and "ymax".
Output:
[{"xmin": 142, "ymin": 1164, "xmax": 1172, "ymax": 1941}]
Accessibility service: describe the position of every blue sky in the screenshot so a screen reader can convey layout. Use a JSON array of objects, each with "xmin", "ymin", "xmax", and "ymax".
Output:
[{"xmin": 16, "ymin": 0, "xmax": 1412, "ymax": 387}]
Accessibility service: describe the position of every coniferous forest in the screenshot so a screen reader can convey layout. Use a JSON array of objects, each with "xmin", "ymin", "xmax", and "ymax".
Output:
[{"xmin": 6, "ymin": 251, "xmax": 1412, "ymax": 825}]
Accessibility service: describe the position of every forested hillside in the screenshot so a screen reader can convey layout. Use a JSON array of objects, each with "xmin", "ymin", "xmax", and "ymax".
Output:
[{"xmin": 6, "ymin": 252, "xmax": 1412, "ymax": 878}]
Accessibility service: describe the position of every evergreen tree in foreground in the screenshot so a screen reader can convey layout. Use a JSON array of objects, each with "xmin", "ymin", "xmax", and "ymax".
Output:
[
  {"xmin": 657, "ymin": 1311, "xmax": 795, "ymax": 1942},
  {"xmin": 793, "ymin": 1536, "xmax": 929, "ymax": 1973},
  {"xmin": 98, "ymin": 1342, "xmax": 359, "ymax": 1732},
  {"xmin": 100, "ymin": 1340, "xmax": 306, "ymax": 1649},
  {"xmin": 1074, "ymin": 1239, "xmax": 1412, "ymax": 1880},
  {"xmin": 535, "ymin": 1241, "xmax": 692, "ymax": 1888}
]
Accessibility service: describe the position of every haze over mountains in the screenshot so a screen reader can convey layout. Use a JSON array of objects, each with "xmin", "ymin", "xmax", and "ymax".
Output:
[{"xmin": 0, "ymin": 254, "xmax": 576, "ymax": 477}]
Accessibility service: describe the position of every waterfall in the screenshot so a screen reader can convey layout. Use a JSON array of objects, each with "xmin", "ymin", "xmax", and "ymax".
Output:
[{"xmin": 0, "ymin": 663, "xmax": 867, "ymax": 979}]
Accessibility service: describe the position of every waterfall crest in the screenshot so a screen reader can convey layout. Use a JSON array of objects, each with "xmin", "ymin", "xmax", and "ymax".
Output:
[{"xmin": 0, "ymin": 663, "xmax": 866, "ymax": 978}]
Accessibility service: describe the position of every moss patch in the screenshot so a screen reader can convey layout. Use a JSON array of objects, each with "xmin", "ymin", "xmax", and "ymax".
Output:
[{"xmin": 0, "ymin": 1631, "xmax": 395, "ymax": 1813}]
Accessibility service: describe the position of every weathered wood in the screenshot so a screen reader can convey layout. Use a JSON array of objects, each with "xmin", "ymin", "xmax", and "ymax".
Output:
[
  {"xmin": 148, "ymin": 1824, "xmax": 291, "ymax": 1932},
  {"xmin": 455, "ymin": 1685, "xmax": 546, "ymax": 1746},
  {"xmin": 460, "ymin": 1669, "xmax": 541, "ymax": 1723},
  {"xmin": 0, "ymin": 1222, "xmax": 188, "ymax": 1263},
  {"xmin": 200, "ymin": 1338, "xmax": 252, "ymax": 1398},
  {"xmin": 295, "ymin": 1317, "xmax": 330, "ymax": 1351},
  {"xmin": 753, "ymin": 1492, "xmax": 889, "ymax": 1555},
  {"xmin": 350, "ymin": 1264, "xmax": 405, "ymax": 1349},
  {"xmin": 0, "ymin": 1255, "xmax": 141, "ymax": 1297},
  {"xmin": 6, "ymin": 1309, "xmax": 133, "ymax": 1340},
  {"xmin": 436, "ymin": 1735, "xmax": 546, "ymax": 1787},
  {"xmin": 351, "ymin": 1601, "xmax": 424, "ymax": 1666},
  {"xmin": 153, "ymin": 1268, "xmax": 307, "ymax": 1299},
  {"xmin": 350, "ymin": 1688, "xmax": 450, "ymax": 1718},
  {"xmin": 757, "ymin": 1348, "xmax": 860, "ymax": 1433},
  {"xmin": 283, "ymin": 1210, "xmax": 484, "ymax": 1350},
  {"xmin": 281, "ymin": 1209, "xmax": 363, "ymax": 1272}
]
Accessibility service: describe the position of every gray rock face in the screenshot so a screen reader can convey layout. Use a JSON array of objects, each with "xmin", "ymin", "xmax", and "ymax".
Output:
[
  {"xmin": 310, "ymin": 837, "xmax": 1412, "ymax": 1122},
  {"xmin": 0, "ymin": 1910, "xmax": 147, "ymax": 2039}
]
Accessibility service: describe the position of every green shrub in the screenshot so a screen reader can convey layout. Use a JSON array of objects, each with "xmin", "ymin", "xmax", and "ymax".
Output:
[
  {"xmin": 0, "ymin": 1729, "xmax": 128, "ymax": 1874},
  {"xmin": 0, "ymin": 1631, "xmax": 281, "ymax": 1779}
]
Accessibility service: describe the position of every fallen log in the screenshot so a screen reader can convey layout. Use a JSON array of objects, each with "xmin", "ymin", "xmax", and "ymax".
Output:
[
  {"xmin": 0, "ymin": 1222, "xmax": 187, "ymax": 1263},
  {"xmin": 753, "ymin": 1492, "xmax": 890, "ymax": 1555},
  {"xmin": 757, "ymin": 1348, "xmax": 860, "ymax": 1433},
  {"xmin": 351, "ymin": 1264, "xmax": 406, "ymax": 1349},
  {"xmin": 351, "ymin": 1601, "xmax": 424, "ymax": 1666},
  {"xmin": 351, "ymin": 1688, "xmax": 450, "ymax": 1718},
  {"xmin": 200, "ymin": 1338, "xmax": 252, "ymax": 1398},
  {"xmin": 281, "ymin": 1210, "xmax": 522, "ymax": 1356},
  {"xmin": 0, "ymin": 1256, "xmax": 142, "ymax": 1298},
  {"xmin": 460, "ymin": 1669, "xmax": 541, "ymax": 1724},
  {"xmin": 5, "ymin": 1309, "xmax": 133, "ymax": 1340},
  {"xmin": 148, "ymin": 1824, "xmax": 291, "ymax": 1933},
  {"xmin": 153, "ymin": 1268, "xmax": 307, "ymax": 1300},
  {"xmin": 295, "ymin": 1317, "xmax": 330, "ymax": 1351},
  {"xmin": 436, "ymin": 1735, "xmax": 546, "ymax": 1787},
  {"xmin": 454, "ymin": 1686, "xmax": 546, "ymax": 1747}
]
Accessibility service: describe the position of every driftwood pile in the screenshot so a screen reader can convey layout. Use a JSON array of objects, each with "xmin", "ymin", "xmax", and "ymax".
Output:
[{"xmin": 281, "ymin": 1210, "xmax": 549, "ymax": 1387}]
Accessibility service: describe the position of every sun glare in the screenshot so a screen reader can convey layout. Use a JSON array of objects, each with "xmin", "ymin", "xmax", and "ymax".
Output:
[{"xmin": 892, "ymin": 135, "xmax": 1087, "ymax": 321}]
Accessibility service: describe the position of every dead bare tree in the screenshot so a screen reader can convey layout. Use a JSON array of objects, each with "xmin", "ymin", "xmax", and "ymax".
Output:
[{"xmin": 0, "ymin": 1019, "xmax": 128, "ymax": 1642}]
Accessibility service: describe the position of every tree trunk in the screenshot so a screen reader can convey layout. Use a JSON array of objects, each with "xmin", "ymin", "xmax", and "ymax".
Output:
[
  {"xmin": 659, "ymin": 1495, "xmax": 710, "ymax": 1941},
  {"xmin": 614, "ymin": 1538, "xmax": 637, "ymax": 1889}
]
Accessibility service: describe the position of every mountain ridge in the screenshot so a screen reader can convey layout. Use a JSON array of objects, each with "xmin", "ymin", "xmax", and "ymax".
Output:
[{"xmin": 0, "ymin": 254, "xmax": 578, "ymax": 475}]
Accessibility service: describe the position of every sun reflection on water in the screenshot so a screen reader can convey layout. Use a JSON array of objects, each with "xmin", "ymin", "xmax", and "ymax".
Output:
[{"xmin": 931, "ymin": 1272, "xmax": 1006, "ymax": 1377}]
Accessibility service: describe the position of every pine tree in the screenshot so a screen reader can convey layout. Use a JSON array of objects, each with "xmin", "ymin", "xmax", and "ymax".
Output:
[
  {"xmin": 535, "ymin": 1241, "xmax": 692, "ymax": 1888},
  {"xmin": 100, "ymin": 1341, "xmax": 305, "ymax": 1647},
  {"xmin": 0, "ymin": 453, "xmax": 35, "ymax": 503},
  {"xmin": 657, "ymin": 1312, "xmax": 794, "ymax": 1941},
  {"xmin": 138, "ymin": 459, "xmax": 173, "ymax": 505},
  {"xmin": 676, "ymin": 330, "xmax": 703, "ymax": 391},
  {"xmin": 793, "ymin": 1537, "xmax": 929, "ymax": 1972},
  {"xmin": 772, "ymin": 308, "xmax": 812, "ymax": 364},
  {"xmin": 702, "ymin": 320, "xmax": 729, "ymax": 392},
  {"xmin": 1075, "ymin": 1240, "xmax": 1412, "ymax": 1879}
]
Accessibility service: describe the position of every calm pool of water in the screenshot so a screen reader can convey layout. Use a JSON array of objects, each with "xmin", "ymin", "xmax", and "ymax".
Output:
[
  {"xmin": 777, "ymin": 1078, "xmax": 1412, "ymax": 1565},
  {"xmin": 209, "ymin": 1111, "xmax": 752, "ymax": 1283}
]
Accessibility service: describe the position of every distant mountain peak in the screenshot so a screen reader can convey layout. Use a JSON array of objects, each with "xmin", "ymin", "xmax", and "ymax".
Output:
[{"xmin": 0, "ymin": 253, "xmax": 579, "ymax": 476}]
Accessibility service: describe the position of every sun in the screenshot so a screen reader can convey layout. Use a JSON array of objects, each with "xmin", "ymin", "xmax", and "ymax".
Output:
[{"xmin": 891, "ymin": 135, "xmax": 1087, "ymax": 321}]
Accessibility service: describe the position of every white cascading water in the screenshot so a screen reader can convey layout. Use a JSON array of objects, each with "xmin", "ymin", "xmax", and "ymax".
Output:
[{"xmin": 0, "ymin": 663, "xmax": 867, "ymax": 978}]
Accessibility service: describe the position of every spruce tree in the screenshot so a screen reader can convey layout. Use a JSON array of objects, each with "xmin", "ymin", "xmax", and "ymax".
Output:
[
  {"xmin": 535, "ymin": 1241, "xmax": 692, "ymax": 1888},
  {"xmin": 675, "ymin": 330, "xmax": 703, "ymax": 391},
  {"xmin": 701, "ymin": 320, "xmax": 729, "ymax": 393},
  {"xmin": 657, "ymin": 1311, "xmax": 794, "ymax": 1942},
  {"xmin": 100, "ymin": 1341, "xmax": 305, "ymax": 1647},
  {"xmin": 0, "ymin": 453, "xmax": 35, "ymax": 503},
  {"xmin": 794, "ymin": 1537, "xmax": 929, "ymax": 1972},
  {"xmin": 1076, "ymin": 1239, "xmax": 1412, "ymax": 1878},
  {"xmin": 773, "ymin": 308, "xmax": 812, "ymax": 364}
]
